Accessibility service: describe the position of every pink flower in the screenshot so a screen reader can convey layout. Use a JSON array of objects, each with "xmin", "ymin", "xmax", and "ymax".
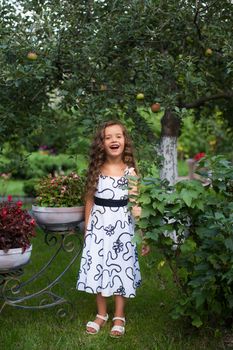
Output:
[
  {"xmin": 1, "ymin": 173, "xmax": 11, "ymax": 179},
  {"xmin": 61, "ymin": 186, "xmax": 67, "ymax": 193},
  {"xmin": 7, "ymin": 195, "xmax": 12, "ymax": 202},
  {"xmin": 17, "ymin": 201, "xmax": 23, "ymax": 208}
]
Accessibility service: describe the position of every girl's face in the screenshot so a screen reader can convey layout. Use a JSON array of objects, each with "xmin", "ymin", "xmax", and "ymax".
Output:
[{"xmin": 103, "ymin": 124, "xmax": 125, "ymax": 159}]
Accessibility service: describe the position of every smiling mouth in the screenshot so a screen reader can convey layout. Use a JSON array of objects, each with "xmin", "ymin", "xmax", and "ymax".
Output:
[{"xmin": 110, "ymin": 144, "xmax": 120, "ymax": 150}]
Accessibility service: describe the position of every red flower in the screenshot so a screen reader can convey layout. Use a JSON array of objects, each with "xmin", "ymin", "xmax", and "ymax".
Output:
[
  {"xmin": 30, "ymin": 219, "xmax": 36, "ymax": 226},
  {"xmin": 7, "ymin": 195, "xmax": 12, "ymax": 202},
  {"xmin": 194, "ymin": 152, "xmax": 206, "ymax": 162},
  {"xmin": 16, "ymin": 200, "xmax": 23, "ymax": 208}
]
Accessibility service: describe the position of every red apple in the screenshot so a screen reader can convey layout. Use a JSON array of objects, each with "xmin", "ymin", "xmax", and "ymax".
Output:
[{"xmin": 151, "ymin": 103, "xmax": 161, "ymax": 113}]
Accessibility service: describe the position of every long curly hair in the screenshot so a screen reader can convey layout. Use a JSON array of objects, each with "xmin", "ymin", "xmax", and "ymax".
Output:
[{"xmin": 85, "ymin": 120, "xmax": 137, "ymax": 198}]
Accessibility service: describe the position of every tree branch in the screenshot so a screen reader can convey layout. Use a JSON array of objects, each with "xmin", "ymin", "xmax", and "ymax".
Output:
[
  {"xmin": 193, "ymin": 0, "xmax": 202, "ymax": 41},
  {"xmin": 198, "ymin": 0, "xmax": 220, "ymax": 14},
  {"xmin": 180, "ymin": 91, "xmax": 233, "ymax": 109}
]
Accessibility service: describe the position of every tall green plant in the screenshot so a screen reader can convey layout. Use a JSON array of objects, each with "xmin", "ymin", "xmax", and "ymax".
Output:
[{"xmin": 136, "ymin": 156, "xmax": 233, "ymax": 327}]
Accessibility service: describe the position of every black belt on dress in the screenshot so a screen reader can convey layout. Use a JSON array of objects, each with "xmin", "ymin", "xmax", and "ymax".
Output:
[{"xmin": 94, "ymin": 196, "xmax": 128, "ymax": 207}]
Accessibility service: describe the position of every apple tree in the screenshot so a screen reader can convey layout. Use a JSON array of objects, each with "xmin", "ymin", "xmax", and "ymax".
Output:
[{"xmin": 0, "ymin": 0, "xmax": 232, "ymax": 181}]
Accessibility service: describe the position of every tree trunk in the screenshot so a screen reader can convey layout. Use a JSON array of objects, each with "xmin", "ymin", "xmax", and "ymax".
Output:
[
  {"xmin": 160, "ymin": 136, "xmax": 178, "ymax": 185},
  {"xmin": 160, "ymin": 109, "xmax": 180, "ymax": 185},
  {"xmin": 160, "ymin": 109, "xmax": 181, "ymax": 244}
]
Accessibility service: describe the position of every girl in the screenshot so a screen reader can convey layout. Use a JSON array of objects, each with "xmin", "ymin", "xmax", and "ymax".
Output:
[{"xmin": 76, "ymin": 120, "xmax": 149, "ymax": 337}]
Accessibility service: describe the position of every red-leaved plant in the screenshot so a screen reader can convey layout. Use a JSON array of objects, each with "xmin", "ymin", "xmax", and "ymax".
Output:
[{"xmin": 0, "ymin": 196, "xmax": 36, "ymax": 252}]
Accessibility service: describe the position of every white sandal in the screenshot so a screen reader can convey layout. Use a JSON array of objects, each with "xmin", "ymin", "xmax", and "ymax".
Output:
[
  {"xmin": 110, "ymin": 316, "xmax": 126, "ymax": 338},
  {"xmin": 86, "ymin": 313, "xmax": 109, "ymax": 334}
]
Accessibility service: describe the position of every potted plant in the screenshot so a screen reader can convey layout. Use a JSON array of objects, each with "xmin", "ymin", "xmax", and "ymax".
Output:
[
  {"xmin": 32, "ymin": 172, "xmax": 85, "ymax": 231},
  {"xmin": 0, "ymin": 196, "xmax": 36, "ymax": 272}
]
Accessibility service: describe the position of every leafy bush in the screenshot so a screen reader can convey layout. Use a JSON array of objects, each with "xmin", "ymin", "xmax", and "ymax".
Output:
[
  {"xmin": 35, "ymin": 172, "xmax": 85, "ymax": 207},
  {"xmin": 25, "ymin": 152, "xmax": 78, "ymax": 179},
  {"xmin": 23, "ymin": 179, "xmax": 38, "ymax": 197},
  {"xmin": 136, "ymin": 156, "xmax": 233, "ymax": 328},
  {"xmin": 0, "ymin": 152, "xmax": 79, "ymax": 179}
]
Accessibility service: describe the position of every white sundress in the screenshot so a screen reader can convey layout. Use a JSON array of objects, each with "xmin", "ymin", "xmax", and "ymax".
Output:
[{"xmin": 76, "ymin": 168, "xmax": 141, "ymax": 298}]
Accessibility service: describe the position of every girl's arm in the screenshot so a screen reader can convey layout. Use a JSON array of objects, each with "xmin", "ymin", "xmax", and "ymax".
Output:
[
  {"xmin": 128, "ymin": 168, "xmax": 150, "ymax": 256},
  {"xmin": 128, "ymin": 168, "xmax": 141, "ymax": 219},
  {"xmin": 84, "ymin": 195, "xmax": 94, "ymax": 236}
]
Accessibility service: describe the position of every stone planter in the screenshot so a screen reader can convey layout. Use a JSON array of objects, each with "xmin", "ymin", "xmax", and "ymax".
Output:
[
  {"xmin": 32, "ymin": 205, "xmax": 84, "ymax": 231},
  {"xmin": 0, "ymin": 245, "xmax": 32, "ymax": 272}
]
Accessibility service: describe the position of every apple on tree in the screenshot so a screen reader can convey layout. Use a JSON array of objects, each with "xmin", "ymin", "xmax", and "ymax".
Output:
[
  {"xmin": 151, "ymin": 103, "xmax": 160, "ymax": 113},
  {"xmin": 27, "ymin": 52, "xmax": 38, "ymax": 60},
  {"xmin": 100, "ymin": 84, "xmax": 107, "ymax": 91},
  {"xmin": 205, "ymin": 48, "xmax": 213, "ymax": 57},
  {"xmin": 136, "ymin": 92, "xmax": 144, "ymax": 100}
]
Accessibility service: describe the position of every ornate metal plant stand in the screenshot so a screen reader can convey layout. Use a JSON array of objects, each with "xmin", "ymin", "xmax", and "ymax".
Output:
[{"xmin": 0, "ymin": 221, "xmax": 83, "ymax": 318}]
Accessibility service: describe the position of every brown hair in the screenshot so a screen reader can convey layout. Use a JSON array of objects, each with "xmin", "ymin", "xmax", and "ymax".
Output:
[{"xmin": 85, "ymin": 120, "xmax": 137, "ymax": 198}]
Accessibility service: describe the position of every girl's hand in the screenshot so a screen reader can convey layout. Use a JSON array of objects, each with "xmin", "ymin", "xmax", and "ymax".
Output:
[
  {"xmin": 132, "ymin": 205, "xmax": 141, "ymax": 219},
  {"xmin": 141, "ymin": 244, "xmax": 150, "ymax": 256}
]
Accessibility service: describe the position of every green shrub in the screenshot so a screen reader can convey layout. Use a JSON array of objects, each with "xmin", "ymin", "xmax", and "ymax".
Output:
[
  {"xmin": 0, "ymin": 152, "xmax": 79, "ymax": 179},
  {"xmin": 23, "ymin": 179, "xmax": 38, "ymax": 197},
  {"xmin": 136, "ymin": 155, "xmax": 233, "ymax": 328},
  {"xmin": 27, "ymin": 152, "xmax": 78, "ymax": 179}
]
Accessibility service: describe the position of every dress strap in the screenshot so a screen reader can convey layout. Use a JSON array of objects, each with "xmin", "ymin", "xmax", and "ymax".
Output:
[{"xmin": 125, "ymin": 167, "xmax": 135, "ymax": 176}]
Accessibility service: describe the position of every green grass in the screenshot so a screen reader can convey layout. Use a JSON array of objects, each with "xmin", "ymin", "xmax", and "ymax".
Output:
[
  {"xmin": 0, "ymin": 229, "xmax": 228, "ymax": 350},
  {"xmin": 0, "ymin": 179, "xmax": 25, "ymax": 196}
]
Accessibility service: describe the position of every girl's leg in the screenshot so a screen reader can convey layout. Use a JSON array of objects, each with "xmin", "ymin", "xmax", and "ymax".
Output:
[
  {"xmin": 86, "ymin": 293, "xmax": 108, "ymax": 333},
  {"xmin": 111, "ymin": 295, "xmax": 126, "ymax": 336},
  {"xmin": 96, "ymin": 293, "xmax": 107, "ymax": 315}
]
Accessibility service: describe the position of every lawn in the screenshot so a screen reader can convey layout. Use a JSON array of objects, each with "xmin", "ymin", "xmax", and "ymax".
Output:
[
  {"xmin": 0, "ymin": 226, "xmax": 228, "ymax": 350},
  {"xmin": 0, "ymin": 179, "xmax": 25, "ymax": 197}
]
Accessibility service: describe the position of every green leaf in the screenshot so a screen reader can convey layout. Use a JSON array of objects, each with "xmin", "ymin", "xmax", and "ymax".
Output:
[
  {"xmin": 132, "ymin": 232, "xmax": 143, "ymax": 244},
  {"xmin": 180, "ymin": 189, "xmax": 192, "ymax": 207},
  {"xmin": 194, "ymin": 293, "xmax": 206, "ymax": 308},
  {"xmin": 140, "ymin": 207, "xmax": 155, "ymax": 218},
  {"xmin": 226, "ymin": 295, "xmax": 233, "ymax": 308},
  {"xmin": 170, "ymin": 203, "xmax": 182, "ymax": 213},
  {"xmin": 192, "ymin": 316, "xmax": 203, "ymax": 328},
  {"xmin": 145, "ymin": 230, "xmax": 159, "ymax": 241},
  {"xmin": 196, "ymin": 201, "xmax": 204, "ymax": 211},
  {"xmin": 224, "ymin": 238, "xmax": 233, "ymax": 251},
  {"xmin": 156, "ymin": 203, "xmax": 165, "ymax": 214},
  {"xmin": 180, "ymin": 239, "xmax": 197, "ymax": 254},
  {"xmin": 137, "ymin": 219, "xmax": 149, "ymax": 229},
  {"xmin": 214, "ymin": 212, "xmax": 225, "ymax": 220},
  {"xmin": 139, "ymin": 194, "xmax": 151, "ymax": 205}
]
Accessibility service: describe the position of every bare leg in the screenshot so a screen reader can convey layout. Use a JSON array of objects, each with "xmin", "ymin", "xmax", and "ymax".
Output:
[
  {"xmin": 111, "ymin": 295, "xmax": 126, "ymax": 336},
  {"xmin": 86, "ymin": 293, "xmax": 108, "ymax": 333}
]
